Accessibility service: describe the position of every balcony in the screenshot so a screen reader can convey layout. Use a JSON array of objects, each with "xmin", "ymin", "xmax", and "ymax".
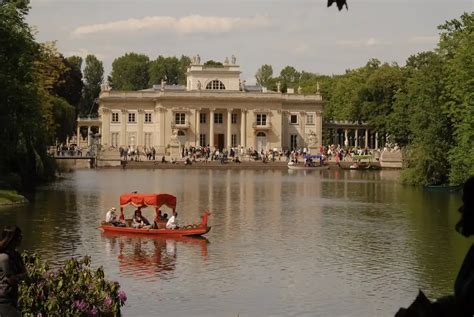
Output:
[
  {"xmin": 171, "ymin": 121, "xmax": 191, "ymax": 129},
  {"xmin": 252, "ymin": 122, "xmax": 272, "ymax": 130}
]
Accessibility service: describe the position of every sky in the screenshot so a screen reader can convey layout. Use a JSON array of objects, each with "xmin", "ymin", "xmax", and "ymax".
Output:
[{"xmin": 28, "ymin": 0, "xmax": 474, "ymax": 84}]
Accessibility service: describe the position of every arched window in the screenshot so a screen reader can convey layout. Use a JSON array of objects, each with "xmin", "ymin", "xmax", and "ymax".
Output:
[
  {"xmin": 177, "ymin": 130, "xmax": 185, "ymax": 136},
  {"xmin": 206, "ymin": 80, "xmax": 226, "ymax": 90},
  {"xmin": 256, "ymin": 132, "xmax": 266, "ymax": 137}
]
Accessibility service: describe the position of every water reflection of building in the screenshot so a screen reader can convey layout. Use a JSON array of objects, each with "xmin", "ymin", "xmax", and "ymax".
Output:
[{"xmin": 102, "ymin": 233, "xmax": 208, "ymax": 281}]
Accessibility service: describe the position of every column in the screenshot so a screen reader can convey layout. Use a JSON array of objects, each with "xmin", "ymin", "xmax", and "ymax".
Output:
[
  {"xmin": 355, "ymin": 129, "xmax": 358, "ymax": 147},
  {"xmin": 227, "ymin": 109, "xmax": 232, "ymax": 149},
  {"xmin": 87, "ymin": 126, "xmax": 91, "ymax": 147},
  {"xmin": 137, "ymin": 109, "xmax": 144, "ymax": 147},
  {"xmin": 121, "ymin": 109, "xmax": 127, "ymax": 146},
  {"xmin": 209, "ymin": 108, "xmax": 215, "ymax": 148},
  {"xmin": 344, "ymin": 129, "xmax": 348, "ymax": 147},
  {"xmin": 195, "ymin": 109, "xmax": 200, "ymax": 147},
  {"xmin": 160, "ymin": 108, "xmax": 166, "ymax": 152},
  {"xmin": 76, "ymin": 125, "xmax": 81, "ymax": 144},
  {"xmin": 375, "ymin": 132, "xmax": 379, "ymax": 149},
  {"xmin": 365, "ymin": 129, "xmax": 369, "ymax": 148},
  {"xmin": 240, "ymin": 110, "xmax": 246, "ymax": 148}
]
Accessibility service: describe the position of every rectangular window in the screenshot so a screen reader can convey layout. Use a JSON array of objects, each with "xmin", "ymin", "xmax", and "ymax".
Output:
[
  {"xmin": 175, "ymin": 113, "xmax": 186, "ymax": 124},
  {"xmin": 128, "ymin": 113, "xmax": 136, "ymax": 123},
  {"xmin": 144, "ymin": 133, "xmax": 152, "ymax": 147},
  {"xmin": 111, "ymin": 133, "xmax": 119, "ymax": 147},
  {"xmin": 145, "ymin": 113, "xmax": 152, "ymax": 123},
  {"xmin": 214, "ymin": 113, "xmax": 223, "ymax": 124},
  {"xmin": 306, "ymin": 113, "xmax": 314, "ymax": 125},
  {"xmin": 231, "ymin": 113, "xmax": 237, "ymax": 124},
  {"xmin": 231, "ymin": 134, "xmax": 237, "ymax": 147},
  {"xmin": 199, "ymin": 134, "xmax": 206, "ymax": 147},
  {"xmin": 290, "ymin": 114, "xmax": 298, "ymax": 124},
  {"xmin": 256, "ymin": 114, "xmax": 267, "ymax": 126},
  {"xmin": 112, "ymin": 112, "xmax": 119, "ymax": 123},
  {"xmin": 290, "ymin": 134, "xmax": 298, "ymax": 149},
  {"xmin": 200, "ymin": 113, "xmax": 206, "ymax": 124}
]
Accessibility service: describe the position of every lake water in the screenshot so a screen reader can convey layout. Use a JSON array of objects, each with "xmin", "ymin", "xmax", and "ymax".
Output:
[{"xmin": 0, "ymin": 169, "xmax": 469, "ymax": 316}]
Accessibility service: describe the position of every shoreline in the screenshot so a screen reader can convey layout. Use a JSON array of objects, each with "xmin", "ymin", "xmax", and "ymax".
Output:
[
  {"xmin": 100, "ymin": 160, "xmax": 394, "ymax": 170},
  {"xmin": 0, "ymin": 189, "xmax": 29, "ymax": 206}
]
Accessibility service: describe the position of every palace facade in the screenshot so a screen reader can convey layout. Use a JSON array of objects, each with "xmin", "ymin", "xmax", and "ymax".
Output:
[{"xmin": 82, "ymin": 57, "xmax": 324, "ymax": 155}]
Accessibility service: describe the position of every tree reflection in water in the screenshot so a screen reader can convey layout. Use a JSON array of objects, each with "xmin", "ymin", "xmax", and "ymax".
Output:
[{"xmin": 101, "ymin": 232, "xmax": 208, "ymax": 281}]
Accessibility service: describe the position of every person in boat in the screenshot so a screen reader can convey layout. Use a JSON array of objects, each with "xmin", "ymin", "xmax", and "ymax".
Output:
[
  {"xmin": 166, "ymin": 211, "xmax": 179, "ymax": 229},
  {"xmin": 105, "ymin": 207, "xmax": 124, "ymax": 227},
  {"xmin": 132, "ymin": 207, "xmax": 151, "ymax": 229},
  {"xmin": 0, "ymin": 226, "xmax": 26, "ymax": 316}
]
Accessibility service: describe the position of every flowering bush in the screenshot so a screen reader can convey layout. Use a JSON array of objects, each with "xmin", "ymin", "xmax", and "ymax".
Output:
[{"xmin": 18, "ymin": 253, "xmax": 127, "ymax": 316}]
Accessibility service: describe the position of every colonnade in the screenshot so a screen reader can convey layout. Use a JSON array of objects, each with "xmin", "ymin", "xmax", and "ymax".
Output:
[{"xmin": 325, "ymin": 128, "xmax": 386, "ymax": 149}]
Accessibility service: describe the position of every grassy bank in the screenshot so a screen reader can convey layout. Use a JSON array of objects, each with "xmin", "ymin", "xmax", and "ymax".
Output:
[{"xmin": 0, "ymin": 189, "xmax": 28, "ymax": 206}]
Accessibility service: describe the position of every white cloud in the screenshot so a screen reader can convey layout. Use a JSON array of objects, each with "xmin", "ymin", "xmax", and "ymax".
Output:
[
  {"xmin": 336, "ymin": 37, "xmax": 382, "ymax": 48},
  {"xmin": 64, "ymin": 48, "xmax": 106, "ymax": 60},
  {"xmin": 72, "ymin": 14, "xmax": 272, "ymax": 37},
  {"xmin": 408, "ymin": 35, "xmax": 439, "ymax": 44},
  {"xmin": 292, "ymin": 43, "xmax": 310, "ymax": 55}
]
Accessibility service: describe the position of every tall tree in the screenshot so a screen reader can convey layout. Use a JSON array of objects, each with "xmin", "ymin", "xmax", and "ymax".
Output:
[
  {"xmin": 109, "ymin": 53, "xmax": 149, "ymax": 91},
  {"xmin": 0, "ymin": 1, "xmax": 56, "ymax": 190},
  {"xmin": 438, "ymin": 12, "xmax": 474, "ymax": 184},
  {"xmin": 397, "ymin": 52, "xmax": 451, "ymax": 185},
  {"xmin": 82, "ymin": 54, "xmax": 103, "ymax": 115},
  {"xmin": 279, "ymin": 66, "xmax": 300, "ymax": 92},
  {"xmin": 55, "ymin": 55, "xmax": 83, "ymax": 111},
  {"xmin": 255, "ymin": 64, "xmax": 273, "ymax": 88},
  {"xmin": 148, "ymin": 56, "xmax": 180, "ymax": 86},
  {"xmin": 178, "ymin": 55, "xmax": 191, "ymax": 85}
]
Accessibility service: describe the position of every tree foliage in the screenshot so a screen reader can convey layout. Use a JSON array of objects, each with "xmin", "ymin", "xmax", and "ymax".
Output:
[
  {"xmin": 255, "ymin": 64, "xmax": 273, "ymax": 87},
  {"xmin": 83, "ymin": 54, "xmax": 104, "ymax": 115},
  {"xmin": 109, "ymin": 53, "xmax": 149, "ymax": 91},
  {"xmin": 0, "ymin": 2, "xmax": 55, "ymax": 191},
  {"xmin": 148, "ymin": 55, "xmax": 191, "ymax": 86}
]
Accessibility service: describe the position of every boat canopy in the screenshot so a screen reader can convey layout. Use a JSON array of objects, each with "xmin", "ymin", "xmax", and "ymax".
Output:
[{"xmin": 119, "ymin": 193, "xmax": 177, "ymax": 221}]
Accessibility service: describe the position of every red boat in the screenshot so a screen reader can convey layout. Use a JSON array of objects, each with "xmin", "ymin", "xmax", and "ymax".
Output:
[{"xmin": 99, "ymin": 193, "xmax": 211, "ymax": 237}]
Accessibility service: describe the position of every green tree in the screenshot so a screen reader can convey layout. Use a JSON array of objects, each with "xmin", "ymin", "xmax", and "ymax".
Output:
[
  {"xmin": 438, "ymin": 12, "xmax": 474, "ymax": 184},
  {"xmin": 398, "ymin": 52, "xmax": 451, "ymax": 185},
  {"xmin": 0, "ymin": 1, "xmax": 55, "ymax": 191},
  {"xmin": 255, "ymin": 64, "xmax": 273, "ymax": 87},
  {"xmin": 279, "ymin": 65, "xmax": 300, "ymax": 91},
  {"xmin": 148, "ymin": 56, "xmax": 180, "ymax": 86},
  {"xmin": 55, "ymin": 56, "xmax": 83, "ymax": 111},
  {"xmin": 203, "ymin": 60, "xmax": 223, "ymax": 67},
  {"xmin": 178, "ymin": 55, "xmax": 191, "ymax": 85},
  {"xmin": 109, "ymin": 52, "xmax": 149, "ymax": 91},
  {"xmin": 82, "ymin": 54, "xmax": 103, "ymax": 115}
]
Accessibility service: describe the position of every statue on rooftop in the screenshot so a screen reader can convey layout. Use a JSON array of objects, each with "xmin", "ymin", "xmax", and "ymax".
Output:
[
  {"xmin": 231, "ymin": 55, "xmax": 236, "ymax": 64},
  {"xmin": 196, "ymin": 54, "xmax": 201, "ymax": 64}
]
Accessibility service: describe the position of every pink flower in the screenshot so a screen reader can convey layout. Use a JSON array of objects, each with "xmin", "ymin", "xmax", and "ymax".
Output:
[
  {"xmin": 90, "ymin": 306, "xmax": 98, "ymax": 315},
  {"xmin": 118, "ymin": 290, "xmax": 127, "ymax": 303},
  {"xmin": 104, "ymin": 296, "xmax": 113, "ymax": 307}
]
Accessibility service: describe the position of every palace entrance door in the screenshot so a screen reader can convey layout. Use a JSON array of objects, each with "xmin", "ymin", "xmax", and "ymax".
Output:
[
  {"xmin": 256, "ymin": 132, "xmax": 267, "ymax": 151},
  {"xmin": 214, "ymin": 134, "xmax": 225, "ymax": 150}
]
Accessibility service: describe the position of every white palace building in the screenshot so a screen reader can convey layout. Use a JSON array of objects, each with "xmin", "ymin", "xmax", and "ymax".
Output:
[{"xmin": 78, "ymin": 56, "xmax": 324, "ymax": 155}]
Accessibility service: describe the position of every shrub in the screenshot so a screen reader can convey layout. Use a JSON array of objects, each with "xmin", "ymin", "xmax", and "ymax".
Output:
[{"xmin": 18, "ymin": 253, "xmax": 127, "ymax": 316}]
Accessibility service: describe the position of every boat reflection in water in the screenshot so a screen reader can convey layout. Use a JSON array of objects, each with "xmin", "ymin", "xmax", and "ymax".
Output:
[{"xmin": 102, "ymin": 231, "xmax": 208, "ymax": 281}]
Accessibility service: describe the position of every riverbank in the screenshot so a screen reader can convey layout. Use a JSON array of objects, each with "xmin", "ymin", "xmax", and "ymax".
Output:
[
  {"xmin": 110, "ymin": 160, "xmax": 387, "ymax": 170},
  {"xmin": 0, "ymin": 189, "xmax": 28, "ymax": 206}
]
